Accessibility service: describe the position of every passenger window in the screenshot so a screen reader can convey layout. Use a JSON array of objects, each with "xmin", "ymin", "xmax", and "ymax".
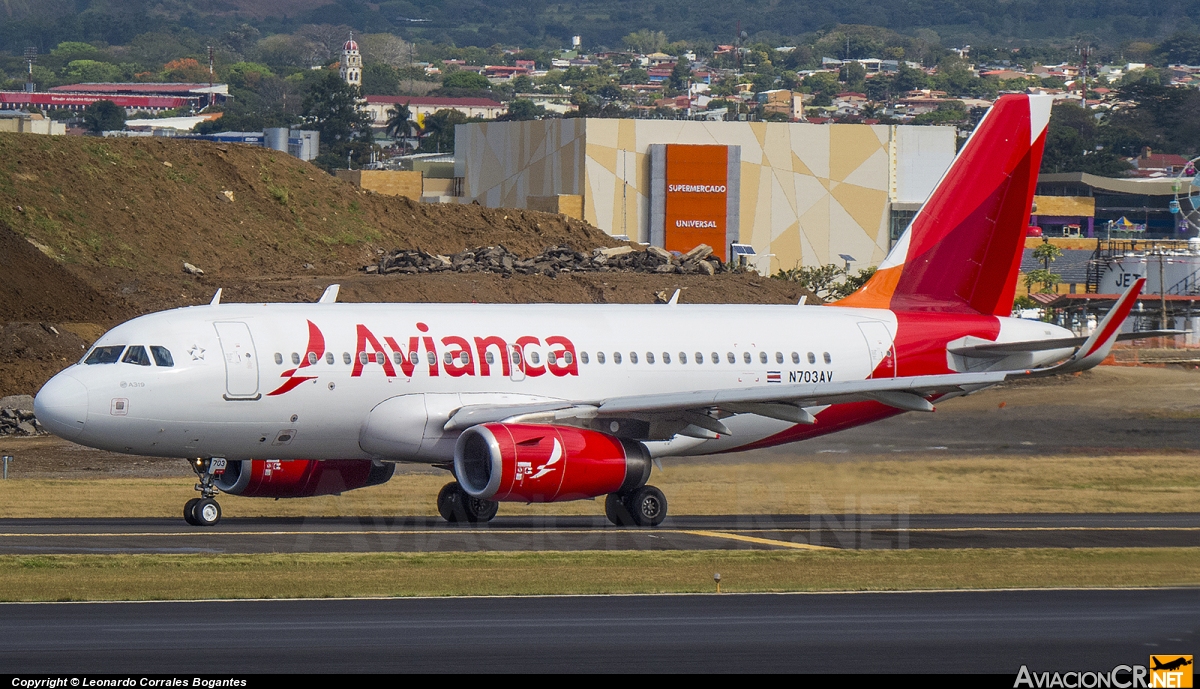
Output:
[
  {"xmin": 808, "ymin": 352, "xmax": 816, "ymax": 364},
  {"xmin": 443, "ymin": 352, "xmax": 453, "ymax": 364},
  {"xmin": 726, "ymin": 352, "xmax": 735, "ymax": 364},
  {"xmin": 485, "ymin": 351, "xmax": 495, "ymax": 365},
  {"xmin": 613, "ymin": 352, "xmax": 622, "ymax": 364},
  {"xmin": 743, "ymin": 352, "xmax": 751, "ymax": 364},
  {"xmin": 427, "ymin": 352, "xmax": 437, "ymax": 365},
  {"xmin": 663, "ymin": 352, "xmax": 671, "ymax": 364},
  {"xmin": 361, "ymin": 352, "xmax": 371, "ymax": 365},
  {"xmin": 759, "ymin": 351, "xmax": 768, "ymax": 364},
  {"xmin": 679, "ymin": 352, "xmax": 687, "ymax": 364},
  {"xmin": 711, "ymin": 352, "xmax": 719, "ymax": 364},
  {"xmin": 377, "ymin": 352, "xmax": 386, "ymax": 364},
  {"xmin": 580, "ymin": 351, "xmax": 589, "ymax": 364},
  {"xmin": 548, "ymin": 351, "xmax": 557, "ymax": 365},
  {"xmin": 646, "ymin": 352, "xmax": 655, "ymax": 364},
  {"xmin": 775, "ymin": 352, "xmax": 783, "ymax": 364},
  {"xmin": 343, "ymin": 352, "xmax": 352, "ymax": 365},
  {"xmin": 150, "ymin": 346, "xmax": 174, "ymax": 367},
  {"xmin": 459, "ymin": 351, "xmax": 469, "ymax": 364},
  {"xmin": 530, "ymin": 351, "xmax": 540, "ymax": 365},
  {"xmin": 410, "ymin": 352, "xmax": 420, "ymax": 365},
  {"xmin": 393, "ymin": 352, "xmax": 403, "ymax": 364},
  {"xmin": 630, "ymin": 352, "xmax": 638, "ymax": 364},
  {"xmin": 824, "ymin": 352, "xmax": 832, "ymax": 364},
  {"xmin": 84, "ymin": 346, "xmax": 125, "ymax": 364},
  {"xmin": 308, "ymin": 352, "xmax": 318, "ymax": 365},
  {"xmin": 563, "ymin": 351, "xmax": 574, "ymax": 364},
  {"xmin": 511, "ymin": 351, "xmax": 521, "ymax": 365},
  {"xmin": 274, "ymin": 353, "xmax": 283, "ymax": 365},
  {"xmin": 792, "ymin": 352, "xmax": 800, "ymax": 364},
  {"xmin": 326, "ymin": 352, "xmax": 334, "ymax": 365},
  {"xmin": 122, "ymin": 346, "xmax": 151, "ymax": 366},
  {"xmin": 597, "ymin": 351, "xmax": 606, "ymax": 364},
  {"xmin": 291, "ymin": 352, "xmax": 300, "ymax": 365}
]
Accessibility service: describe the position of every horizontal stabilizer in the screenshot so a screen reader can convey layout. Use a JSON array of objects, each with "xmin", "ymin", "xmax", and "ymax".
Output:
[{"xmin": 950, "ymin": 329, "xmax": 1183, "ymax": 357}]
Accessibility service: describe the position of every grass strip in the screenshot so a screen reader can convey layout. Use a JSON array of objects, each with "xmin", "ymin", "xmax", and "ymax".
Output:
[
  {"xmin": 2, "ymin": 454, "xmax": 1200, "ymax": 518},
  {"xmin": 0, "ymin": 548, "xmax": 1196, "ymax": 601}
]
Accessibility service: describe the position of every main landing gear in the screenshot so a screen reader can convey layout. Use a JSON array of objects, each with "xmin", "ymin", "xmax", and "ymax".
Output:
[
  {"xmin": 184, "ymin": 458, "xmax": 225, "ymax": 527},
  {"xmin": 605, "ymin": 485, "xmax": 668, "ymax": 527},
  {"xmin": 437, "ymin": 482, "xmax": 499, "ymax": 523}
]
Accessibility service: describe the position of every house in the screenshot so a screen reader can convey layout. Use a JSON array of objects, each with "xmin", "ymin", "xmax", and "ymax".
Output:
[
  {"xmin": 1128, "ymin": 147, "xmax": 1190, "ymax": 176},
  {"xmin": 362, "ymin": 96, "xmax": 508, "ymax": 126}
]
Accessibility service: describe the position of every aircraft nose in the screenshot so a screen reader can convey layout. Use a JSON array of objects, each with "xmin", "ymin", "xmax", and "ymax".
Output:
[{"xmin": 34, "ymin": 373, "xmax": 89, "ymax": 439}]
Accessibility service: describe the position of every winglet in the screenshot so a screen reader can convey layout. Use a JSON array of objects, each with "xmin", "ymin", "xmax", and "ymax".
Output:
[
  {"xmin": 1038, "ymin": 277, "xmax": 1145, "ymax": 374},
  {"xmin": 209, "ymin": 288, "xmax": 222, "ymax": 306},
  {"xmin": 667, "ymin": 289, "xmax": 680, "ymax": 305},
  {"xmin": 318, "ymin": 284, "xmax": 340, "ymax": 304}
]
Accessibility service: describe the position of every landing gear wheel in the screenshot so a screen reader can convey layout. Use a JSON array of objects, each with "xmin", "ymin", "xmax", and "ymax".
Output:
[
  {"xmin": 191, "ymin": 498, "xmax": 221, "ymax": 527},
  {"xmin": 183, "ymin": 498, "xmax": 201, "ymax": 526},
  {"xmin": 605, "ymin": 493, "xmax": 635, "ymax": 526},
  {"xmin": 624, "ymin": 485, "xmax": 667, "ymax": 527},
  {"xmin": 438, "ymin": 482, "xmax": 498, "ymax": 523},
  {"xmin": 463, "ymin": 495, "xmax": 499, "ymax": 523}
]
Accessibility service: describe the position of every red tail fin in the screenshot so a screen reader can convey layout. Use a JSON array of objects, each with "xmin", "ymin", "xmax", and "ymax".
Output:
[{"xmin": 837, "ymin": 94, "xmax": 1051, "ymax": 314}]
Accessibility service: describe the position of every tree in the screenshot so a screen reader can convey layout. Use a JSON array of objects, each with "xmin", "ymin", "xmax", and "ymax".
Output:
[
  {"xmin": 384, "ymin": 102, "xmax": 416, "ymax": 146},
  {"xmin": 359, "ymin": 33, "xmax": 412, "ymax": 69},
  {"xmin": 1033, "ymin": 241, "xmax": 1062, "ymax": 271},
  {"xmin": 839, "ymin": 61, "xmax": 866, "ymax": 92},
  {"xmin": 498, "ymin": 99, "xmax": 546, "ymax": 121},
  {"xmin": 66, "ymin": 59, "xmax": 124, "ymax": 83},
  {"xmin": 302, "ymin": 71, "xmax": 374, "ymax": 168},
  {"xmin": 623, "ymin": 29, "xmax": 668, "ymax": 54},
  {"xmin": 1040, "ymin": 103, "xmax": 1132, "ymax": 174},
  {"xmin": 82, "ymin": 100, "xmax": 125, "ymax": 133},
  {"xmin": 162, "ymin": 58, "xmax": 210, "ymax": 82},
  {"xmin": 442, "ymin": 71, "xmax": 490, "ymax": 90},
  {"xmin": 1024, "ymin": 269, "xmax": 1061, "ymax": 294},
  {"xmin": 668, "ymin": 59, "xmax": 691, "ymax": 90},
  {"xmin": 362, "ymin": 63, "xmax": 401, "ymax": 95},
  {"xmin": 418, "ymin": 109, "xmax": 470, "ymax": 153}
]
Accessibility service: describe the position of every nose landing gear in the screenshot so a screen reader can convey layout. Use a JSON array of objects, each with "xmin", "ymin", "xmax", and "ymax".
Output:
[{"xmin": 184, "ymin": 458, "xmax": 225, "ymax": 526}]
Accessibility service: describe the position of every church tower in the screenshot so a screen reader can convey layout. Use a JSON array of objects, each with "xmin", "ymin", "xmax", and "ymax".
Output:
[{"xmin": 340, "ymin": 34, "xmax": 362, "ymax": 87}]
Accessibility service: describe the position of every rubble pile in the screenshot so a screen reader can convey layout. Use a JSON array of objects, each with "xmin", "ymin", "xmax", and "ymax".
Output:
[
  {"xmin": 365, "ymin": 244, "xmax": 731, "ymax": 277},
  {"xmin": 0, "ymin": 395, "xmax": 43, "ymax": 437}
]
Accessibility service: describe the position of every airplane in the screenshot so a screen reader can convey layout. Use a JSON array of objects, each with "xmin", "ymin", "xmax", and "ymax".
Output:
[{"xmin": 34, "ymin": 93, "xmax": 1154, "ymax": 527}]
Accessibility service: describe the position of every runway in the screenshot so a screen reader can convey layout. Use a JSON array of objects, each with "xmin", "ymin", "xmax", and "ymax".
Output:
[
  {"xmin": 0, "ymin": 588, "xmax": 1196, "ymax": 672},
  {"xmin": 1, "ymin": 513, "xmax": 1197, "ymax": 553}
]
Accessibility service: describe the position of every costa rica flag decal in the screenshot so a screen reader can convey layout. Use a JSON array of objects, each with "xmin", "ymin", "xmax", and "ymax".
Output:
[{"xmin": 767, "ymin": 371, "xmax": 782, "ymax": 383}]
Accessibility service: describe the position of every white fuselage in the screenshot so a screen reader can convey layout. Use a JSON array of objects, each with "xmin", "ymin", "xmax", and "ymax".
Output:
[{"xmin": 34, "ymin": 302, "xmax": 1071, "ymax": 462}]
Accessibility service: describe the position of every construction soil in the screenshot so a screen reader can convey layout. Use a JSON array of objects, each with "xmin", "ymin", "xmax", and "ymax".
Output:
[{"xmin": 0, "ymin": 132, "xmax": 811, "ymax": 397}]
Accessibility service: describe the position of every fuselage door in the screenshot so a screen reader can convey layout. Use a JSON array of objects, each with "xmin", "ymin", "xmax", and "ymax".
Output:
[
  {"xmin": 857, "ymin": 321, "xmax": 896, "ymax": 378},
  {"xmin": 509, "ymin": 344, "xmax": 526, "ymax": 382},
  {"xmin": 214, "ymin": 321, "xmax": 261, "ymax": 399}
]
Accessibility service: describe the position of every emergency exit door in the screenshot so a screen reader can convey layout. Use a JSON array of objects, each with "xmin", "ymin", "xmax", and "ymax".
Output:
[{"xmin": 214, "ymin": 321, "xmax": 260, "ymax": 399}]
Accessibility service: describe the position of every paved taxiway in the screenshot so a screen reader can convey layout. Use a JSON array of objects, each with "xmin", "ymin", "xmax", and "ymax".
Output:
[
  {"xmin": 1, "ymin": 513, "xmax": 1197, "ymax": 553},
  {"xmin": 1, "ymin": 588, "xmax": 1195, "ymax": 672}
]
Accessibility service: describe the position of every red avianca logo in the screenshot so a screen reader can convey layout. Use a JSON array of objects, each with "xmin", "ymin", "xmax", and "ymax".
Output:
[{"xmin": 267, "ymin": 321, "xmax": 579, "ymax": 396}]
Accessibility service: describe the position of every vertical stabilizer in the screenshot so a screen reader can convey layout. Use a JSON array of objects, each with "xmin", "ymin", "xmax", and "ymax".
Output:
[{"xmin": 837, "ymin": 94, "xmax": 1052, "ymax": 314}]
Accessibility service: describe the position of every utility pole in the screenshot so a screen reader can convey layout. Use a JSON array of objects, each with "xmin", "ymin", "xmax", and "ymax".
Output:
[
  {"xmin": 1078, "ymin": 43, "xmax": 1091, "ymax": 109},
  {"xmin": 1161, "ymin": 251, "xmax": 1169, "ymax": 333},
  {"xmin": 23, "ymin": 47, "xmax": 36, "ymax": 93}
]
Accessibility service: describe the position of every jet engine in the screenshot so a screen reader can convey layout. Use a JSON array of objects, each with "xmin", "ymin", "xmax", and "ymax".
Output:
[
  {"xmin": 214, "ymin": 459, "xmax": 394, "ymax": 498},
  {"xmin": 454, "ymin": 423, "xmax": 651, "ymax": 502}
]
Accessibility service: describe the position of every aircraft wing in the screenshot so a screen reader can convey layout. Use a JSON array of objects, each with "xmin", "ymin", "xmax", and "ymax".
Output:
[{"xmin": 444, "ymin": 278, "xmax": 1148, "ymax": 437}]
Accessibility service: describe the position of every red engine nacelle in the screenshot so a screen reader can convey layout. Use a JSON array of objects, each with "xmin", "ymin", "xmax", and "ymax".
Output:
[
  {"xmin": 214, "ymin": 459, "xmax": 395, "ymax": 498},
  {"xmin": 454, "ymin": 423, "xmax": 651, "ymax": 502}
]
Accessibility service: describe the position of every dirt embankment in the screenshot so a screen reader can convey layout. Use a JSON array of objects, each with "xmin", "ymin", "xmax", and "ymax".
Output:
[{"xmin": 0, "ymin": 132, "xmax": 812, "ymax": 396}]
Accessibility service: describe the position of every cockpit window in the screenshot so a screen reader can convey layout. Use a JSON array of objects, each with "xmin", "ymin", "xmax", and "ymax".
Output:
[
  {"xmin": 122, "ymin": 346, "xmax": 152, "ymax": 366},
  {"xmin": 150, "ymin": 346, "xmax": 174, "ymax": 367},
  {"xmin": 84, "ymin": 345, "xmax": 125, "ymax": 365}
]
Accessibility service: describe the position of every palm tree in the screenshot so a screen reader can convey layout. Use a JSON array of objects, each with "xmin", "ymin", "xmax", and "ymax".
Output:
[{"xmin": 385, "ymin": 102, "xmax": 416, "ymax": 150}]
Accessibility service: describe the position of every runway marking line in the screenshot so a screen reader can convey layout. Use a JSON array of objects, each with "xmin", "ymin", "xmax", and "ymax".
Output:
[
  {"xmin": 685, "ymin": 530, "xmax": 835, "ymax": 550},
  {"xmin": 0, "ymin": 526, "xmax": 1198, "ymax": 538},
  {"xmin": 0, "ymin": 529, "xmax": 833, "ymax": 549}
]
